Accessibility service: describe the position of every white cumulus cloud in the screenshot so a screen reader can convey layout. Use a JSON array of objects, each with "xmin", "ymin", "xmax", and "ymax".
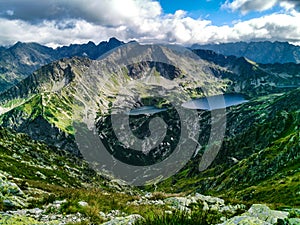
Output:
[
  {"xmin": 222, "ymin": 0, "xmax": 277, "ymax": 14},
  {"xmin": 0, "ymin": 0, "xmax": 300, "ymax": 47},
  {"xmin": 222, "ymin": 0, "xmax": 300, "ymax": 14},
  {"xmin": 0, "ymin": 0, "xmax": 162, "ymax": 26}
]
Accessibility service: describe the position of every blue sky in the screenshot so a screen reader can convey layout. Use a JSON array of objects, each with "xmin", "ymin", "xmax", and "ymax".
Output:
[
  {"xmin": 160, "ymin": 0, "xmax": 230, "ymax": 24},
  {"xmin": 0, "ymin": 0, "xmax": 300, "ymax": 47},
  {"xmin": 159, "ymin": 0, "xmax": 282, "ymax": 25},
  {"xmin": 159, "ymin": 0, "xmax": 223, "ymax": 24}
]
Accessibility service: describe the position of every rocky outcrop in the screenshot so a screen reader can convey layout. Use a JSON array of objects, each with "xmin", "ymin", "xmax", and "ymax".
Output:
[
  {"xmin": 1, "ymin": 185, "xmax": 298, "ymax": 225},
  {"xmin": 163, "ymin": 193, "xmax": 245, "ymax": 218}
]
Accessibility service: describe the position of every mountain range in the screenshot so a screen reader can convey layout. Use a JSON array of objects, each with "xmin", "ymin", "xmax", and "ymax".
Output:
[
  {"xmin": 192, "ymin": 41, "xmax": 300, "ymax": 64},
  {"xmin": 0, "ymin": 37, "xmax": 124, "ymax": 93},
  {"xmin": 0, "ymin": 39, "xmax": 299, "ymax": 224}
]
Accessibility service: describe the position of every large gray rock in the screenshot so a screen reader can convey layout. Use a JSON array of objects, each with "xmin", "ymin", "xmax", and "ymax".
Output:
[
  {"xmin": 101, "ymin": 214, "xmax": 143, "ymax": 225},
  {"xmin": 220, "ymin": 204, "xmax": 291, "ymax": 225},
  {"xmin": 243, "ymin": 204, "xmax": 289, "ymax": 224},
  {"xmin": 194, "ymin": 193, "xmax": 225, "ymax": 205},
  {"xmin": 164, "ymin": 197, "xmax": 194, "ymax": 211},
  {"xmin": 219, "ymin": 216, "xmax": 272, "ymax": 225},
  {"xmin": 163, "ymin": 193, "xmax": 244, "ymax": 215}
]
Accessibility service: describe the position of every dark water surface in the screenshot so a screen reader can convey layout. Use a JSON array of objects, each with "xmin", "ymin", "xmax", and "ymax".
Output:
[
  {"xmin": 127, "ymin": 106, "xmax": 168, "ymax": 115},
  {"xmin": 182, "ymin": 94, "xmax": 248, "ymax": 110}
]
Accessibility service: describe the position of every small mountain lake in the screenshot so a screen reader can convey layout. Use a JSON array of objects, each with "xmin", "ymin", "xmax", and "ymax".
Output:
[
  {"xmin": 126, "ymin": 94, "xmax": 248, "ymax": 115},
  {"xmin": 182, "ymin": 94, "xmax": 248, "ymax": 110},
  {"xmin": 127, "ymin": 106, "xmax": 168, "ymax": 115}
]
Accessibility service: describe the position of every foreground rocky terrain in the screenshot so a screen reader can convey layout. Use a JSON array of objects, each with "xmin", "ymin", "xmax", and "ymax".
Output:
[{"xmin": 1, "ymin": 165, "xmax": 299, "ymax": 225}]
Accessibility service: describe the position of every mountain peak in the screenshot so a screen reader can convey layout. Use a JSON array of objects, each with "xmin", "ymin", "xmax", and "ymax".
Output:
[
  {"xmin": 107, "ymin": 37, "xmax": 124, "ymax": 48},
  {"xmin": 87, "ymin": 41, "xmax": 96, "ymax": 46},
  {"xmin": 108, "ymin": 37, "xmax": 122, "ymax": 43},
  {"xmin": 10, "ymin": 41, "xmax": 46, "ymax": 49}
]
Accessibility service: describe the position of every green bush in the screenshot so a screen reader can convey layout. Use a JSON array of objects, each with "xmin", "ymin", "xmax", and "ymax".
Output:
[
  {"xmin": 60, "ymin": 200, "xmax": 86, "ymax": 215},
  {"xmin": 135, "ymin": 209, "xmax": 223, "ymax": 225},
  {"xmin": 288, "ymin": 209, "xmax": 300, "ymax": 218},
  {"xmin": 0, "ymin": 201, "xmax": 4, "ymax": 211}
]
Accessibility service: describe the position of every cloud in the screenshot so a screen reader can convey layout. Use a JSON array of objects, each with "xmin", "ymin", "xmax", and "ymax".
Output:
[
  {"xmin": 0, "ymin": 0, "xmax": 162, "ymax": 26},
  {"xmin": 0, "ymin": 18, "xmax": 131, "ymax": 47},
  {"xmin": 0, "ymin": 0, "xmax": 300, "ymax": 47},
  {"xmin": 286, "ymin": 0, "xmax": 300, "ymax": 11},
  {"xmin": 222, "ymin": 0, "xmax": 277, "ymax": 14},
  {"xmin": 222, "ymin": 0, "xmax": 300, "ymax": 14},
  {"xmin": 229, "ymin": 13, "xmax": 300, "ymax": 43}
]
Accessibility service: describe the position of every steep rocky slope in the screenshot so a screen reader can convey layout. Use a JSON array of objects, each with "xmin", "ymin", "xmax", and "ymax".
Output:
[
  {"xmin": 0, "ymin": 126, "xmax": 105, "ymax": 210},
  {"xmin": 157, "ymin": 88, "xmax": 300, "ymax": 206}
]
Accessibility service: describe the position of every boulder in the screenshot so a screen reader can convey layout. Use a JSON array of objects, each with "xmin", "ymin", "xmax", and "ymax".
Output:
[
  {"xmin": 164, "ymin": 197, "xmax": 191, "ymax": 211},
  {"xmin": 194, "ymin": 193, "xmax": 225, "ymax": 205},
  {"xmin": 243, "ymin": 204, "xmax": 289, "ymax": 224},
  {"xmin": 101, "ymin": 214, "xmax": 143, "ymax": 225},
  {"xmin": 78, "ymin": 201, "xmax": 88, "ymax": 207},
  {"xmin": 219, "ymin": 216, "xmax": 272, "ymax": 225}
]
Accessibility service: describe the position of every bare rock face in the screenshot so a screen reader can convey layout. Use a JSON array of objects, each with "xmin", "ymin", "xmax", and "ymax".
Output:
[{"xmin": 126, "ymin": 61, "xmax": 182, "ymax": 80}]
